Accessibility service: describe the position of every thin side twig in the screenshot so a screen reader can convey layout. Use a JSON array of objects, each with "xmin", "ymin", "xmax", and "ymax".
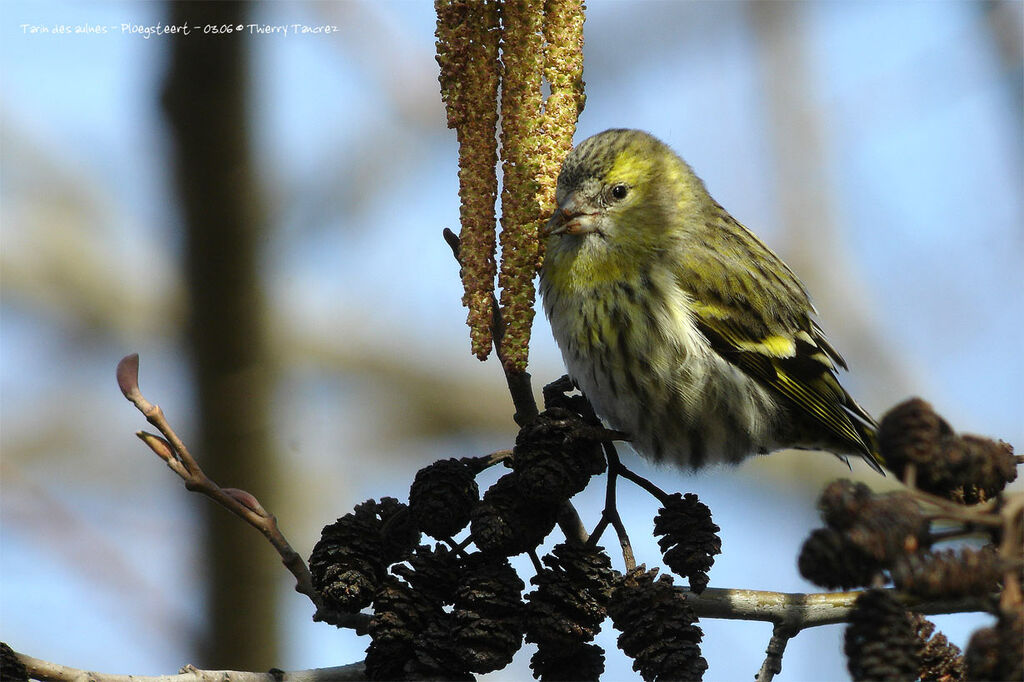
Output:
[
  {"xmin": 755, "ymin": 623, "xmax": 797, "ymax": 681},
  {"xmin": 116, "ymin": 354, "xmax": 367, "ymax": 633},
  {"xmin": 598, "ymin": 440, "xmax": 635, "ymax": 570},
  {"xmin": 997, "ymin": 493, "xmax": 1024, "ymax": 614},
  {"xmin": 614, "ymin": 458, "xmax": 672, "ymax": 505},
  {"xmin": 557, "ymin": 500, "xmax": 589, "ymax": 546}
]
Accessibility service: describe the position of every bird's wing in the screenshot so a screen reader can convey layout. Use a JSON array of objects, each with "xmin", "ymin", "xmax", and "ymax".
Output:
[{"xmin": 675, "ymin": 242, "xmax": 882, "ymax": 472}]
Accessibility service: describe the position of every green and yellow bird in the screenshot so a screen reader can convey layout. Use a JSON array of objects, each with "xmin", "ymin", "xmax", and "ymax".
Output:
[{"xmin": 539, "ymin": 128, "xmax": 884, "ymax": 473}]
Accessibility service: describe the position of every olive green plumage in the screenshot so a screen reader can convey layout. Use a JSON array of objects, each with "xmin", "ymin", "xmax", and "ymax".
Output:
[{"xmin": 539, "ymin": 128, "xmax": 883, "ymax": 473}]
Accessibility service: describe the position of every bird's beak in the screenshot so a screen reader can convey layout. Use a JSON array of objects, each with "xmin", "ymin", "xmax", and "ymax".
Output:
[{"xmin": 544, "ymin": 192, "xmax": 598, "ymax": 237}]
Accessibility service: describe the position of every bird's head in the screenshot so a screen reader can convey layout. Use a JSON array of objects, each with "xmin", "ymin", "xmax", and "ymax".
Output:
[{"xmin": 543, "ymin": 129, "xmax": 705, "ymax": 279}]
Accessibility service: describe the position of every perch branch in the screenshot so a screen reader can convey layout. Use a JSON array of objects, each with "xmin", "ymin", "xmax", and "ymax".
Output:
[
  {"xmin": 683, "ymin": 586, "xmax": 988, "ymax": 627},
  {"xmin": 10, "ymin": 586, "xmax": 986, "ymax": 682}
]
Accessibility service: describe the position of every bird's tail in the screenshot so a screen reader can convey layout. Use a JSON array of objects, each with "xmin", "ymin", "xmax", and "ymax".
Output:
[{"xmin": 852, "ymin": 418, "xmax": 886, "ymax": 474}]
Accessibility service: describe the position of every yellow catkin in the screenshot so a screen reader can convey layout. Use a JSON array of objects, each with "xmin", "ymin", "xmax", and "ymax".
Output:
[
  {"xmin": 539, "ymin": 0, "xmax": 586, "ymax": 268},
  {"xmin": 498, "ymin": 0, "xmax": 586, "ymax": 372},
  {"xmin": 498, "ymin": 0, "xmax": 546, "ymax": 373},
  {"xmin": 437, "ymin": 0, "xmax": 585, "ymax": 369},
  {"xmin": 436, "ymin": 0, "xmax": 501, "ymax": 360}
]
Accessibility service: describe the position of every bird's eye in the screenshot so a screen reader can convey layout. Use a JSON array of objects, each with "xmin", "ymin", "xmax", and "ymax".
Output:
[{"xmin": 610, "ymin": 184, "xmax": 629, "ymax": 201}]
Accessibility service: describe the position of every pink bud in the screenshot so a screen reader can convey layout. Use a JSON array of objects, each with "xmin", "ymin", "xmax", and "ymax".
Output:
[
  {"xmin": 137, "ymin": 431, "xmax": 174, "ymax": 462},
  {"xmin": 117, "ymin": 354, "xmax": 141, "ymax": 401},
  {"xmin": 223, "ymin": 488, "xmax": 267, "ymax": 515}
]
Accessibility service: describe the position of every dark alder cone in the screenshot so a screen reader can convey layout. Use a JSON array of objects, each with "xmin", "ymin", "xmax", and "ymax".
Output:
[
  {"xmin": 472, "ymin": 408, "xmax": 612, "ymax": 557},
  {"xmin": 909, "ymin": 613, "xmax": 965, "ymax": 682},
  {"xmin": 964, "ymin": 625, "xmax": 1000, "ymax": 682},
  {"xmin": 965, "ymin": 610, "xmax": 1023, "ymax": 682},
  {"xmin": 408, "ymin": 458, "xmax": 480, "ymax": 539},
  {"xmin": 542, "ymin": 375, "xmax": 598, "ymax": 419},
  {"xmin": 545, "ymin": 542, "xmax": 616, "ymax": 605},
  {"xmin": 525, "ymin": 544, "xmax": 615, "ymax": 681},
  {"xmin": 531, "ymin": 543, "xmax": 617, "ymax": 679},
  {"xmin": 798, "ymin": 527, "xmax": 883, "ymax": 589},
  {"xmin": 653, "ymin": 493, "xmax": 721, "ymax": 594},
  {"xmin": 953, "ymin": 435, "xmax": 1018, "ymax": 504},
  {"xmin": 0, "ymin": 643, "xmax": 28, "ymax": 682},
  {"xmin": 309, "ymin": 498, "xmax": 420, "ymax": 615},
  {"xmin": 814, "ymin": 480, "xmax": 930, "ymax": 569},
  {"xmin": 608, "ymin": 567, "xmax": 707, "ymax": 682},
  {"xmin": 364, "ymin": 576, "xmax": 437, "ymax": 680},
  {"xmin": 470, "ymin": 471, "xmax": 559, "ymax": 556},
  {"xmin": 878, "ymin": 398, "xmax": 952, "ymax": 474},
  {"xmin": 844, "ymin": 492, "xmax": 931, "ymax": 564},
  {"xmin": 452, "ymin": 553, "xmax": 525, "ymax": 674},
  {"xmin": 891, "ymin": 547, "xmax": 1003, "ymax": 600},
  {"xmin": 391, "ymin": 544, "xmax": 462, "ymax": 607},
  {"xmin": 845, "ymin": 589, "xmax": 920, "ymax": 682},
  {"xmin": 525, "ymin": 560, "xmax": 606, "ymax": 646},
  {"xmin": 879, "ymin": 398, "xmax": 1018, "ymax": 503},
  {"xmin": 818, "ymin": 479, "xmax": 874, "ymax": 530},
  {"xmin": 366, "ymin": 554, "xmax": 479, "ymax": 681},
  {"xmin": 513, "ymin": 407, "xmax": 608, "ymax": 506},
  {"xmin": 377, "ymin": 498, "xmax": 422, "ymax": 562},
  {"xmin": 409, "ymin": 618, "xmax": 474, "ymax": 682},
  {"xmin": 530, "ymin": 642, "xmax": 606, "ymax": 682}
]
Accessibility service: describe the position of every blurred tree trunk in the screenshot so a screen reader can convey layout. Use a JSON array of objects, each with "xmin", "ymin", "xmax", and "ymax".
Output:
[
  {"xmin": 981, "ymin": 0, "xmax": 1023, "ymax": 163},
  {"xmin": 162, "ymin": 1, "xmax": 279, "ymax": 668}
]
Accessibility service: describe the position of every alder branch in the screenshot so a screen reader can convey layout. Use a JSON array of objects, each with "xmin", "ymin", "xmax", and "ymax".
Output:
[
  {"xmin": 682, "ymin": 586, "xmax": 988, "ymax": 627},
  {"xmin": 13, "ymin": 650, "xmax": 367, "ymax": 682},
  {"xmin": 9, "ymin": 586, "xmax": 986, "ymax": 682},
  {"xmin": 115, "ymin": 354, "xmax": 369, "ymax": 634}
]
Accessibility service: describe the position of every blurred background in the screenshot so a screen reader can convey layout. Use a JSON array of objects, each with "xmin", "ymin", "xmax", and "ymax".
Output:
[{"xmin": 2, "ymin": 1, "xmax": 1021, "ymax": 680}]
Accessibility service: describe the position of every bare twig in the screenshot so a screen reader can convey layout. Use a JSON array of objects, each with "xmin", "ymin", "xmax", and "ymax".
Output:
[
  {"xmin": 613, "ymin": 458, "xmax": 672, "ymax": 505},
  {"xmin": 913, "ymin": 487, "xmax": 1004, "ymax": 528},
  {"xmin": 598, "ymin": 441, "xmax": 635, "ymax": 571},
  {"xmin": 997, "ymin": 494, "xmax": 1024, "ymax": 614},
  {"xmin": 483, "ymin": 448, "xmax": 514, "ymax": 466},
  {"xmin": 756, "ymin": 623, "xmax": 797, "ymax": 682},
  {"xmin": 443, "ymin": 228, "xmax": 538, "ymax": 426},
  {"xmin": 557, "ymin": 500, "xmax": 589, "ymax": 546},
  {"xmin": 443, "ymin": 535, "xmax": 472, "ymax": 560},
  {"xmin": 14, "ymin": 650, "xmax": 367, "ymax": 682},
  {"xmin": 117, "ymin": 354, "xmax": 368, "ymax": 632}
]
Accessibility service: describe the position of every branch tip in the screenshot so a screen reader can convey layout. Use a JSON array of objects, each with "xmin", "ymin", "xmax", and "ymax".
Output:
[
  {"xmin": 443, "ymin": 227, "xmax": 461, "ymax": 260},
  {"xmin": 116, "ymin": 353, "xmax": 141, "ymax": 401}
]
